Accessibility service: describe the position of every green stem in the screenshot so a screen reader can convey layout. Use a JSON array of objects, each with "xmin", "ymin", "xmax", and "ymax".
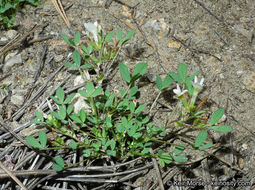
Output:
[
  {"xmin": 150, "ymin": 138, "xmax": 194, "ymax": 150},
  {"xmin": 89, "ymin": 97, "xmax": 98, "ymax": 118},
  {"xmin": 189, "ymin": 91, "xmax": 199, "ymax": 111}
]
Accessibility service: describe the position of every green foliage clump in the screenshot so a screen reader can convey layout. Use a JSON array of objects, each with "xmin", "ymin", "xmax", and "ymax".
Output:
[
  {"xmin": 26, "ymin": 27, "xmax": 232, "ymax": 171},
  {"xmin": 0, "ymin": 0, "xmax": 39, "ymax": 28}
]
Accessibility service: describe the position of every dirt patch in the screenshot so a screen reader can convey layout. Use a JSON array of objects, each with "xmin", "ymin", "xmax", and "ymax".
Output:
[{"xmin": 0, "ymin": 0, "xmax": 255, "ymax": 189}]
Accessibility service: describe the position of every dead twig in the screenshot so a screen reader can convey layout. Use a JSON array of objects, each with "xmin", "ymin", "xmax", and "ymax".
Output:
[
  {"xmin": 0, "ymin": 161, "xmax": 28, "ymax": 190},
  {"xmin": 0, "ymin": 23, "xmax": 48, "ymax": 57},
  {"xmin": 193, "ymin": 0, "xmax": 229, "ymax": 26},
  {"xmin": 51, "ymin": 0, "xmax": 71, "ymax": 27},
  {"xmin": 214, "ymin": 30, "xmax": 229, "ymax": 46},
  {"xmin": 150, "ymin": 149, "xmax": 165, "ymax": 190},
  {"xmin": 28, "ymin": 35, "xmax": 53, "ymax": 44}
]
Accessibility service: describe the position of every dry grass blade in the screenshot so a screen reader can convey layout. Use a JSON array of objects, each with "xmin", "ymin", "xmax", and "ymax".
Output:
[
  {"xmin": 0, "ymin": 161, "xmax": 28, "ymax": 190},
  {"xmin": 51, "ymin": 0, "xmax": 71, "ymax": 27}
]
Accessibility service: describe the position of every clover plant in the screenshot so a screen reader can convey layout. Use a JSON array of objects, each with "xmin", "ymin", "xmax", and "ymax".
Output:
[{"xmin": 26, "ymin": 28, "xmax": 232, "ymax": 171}]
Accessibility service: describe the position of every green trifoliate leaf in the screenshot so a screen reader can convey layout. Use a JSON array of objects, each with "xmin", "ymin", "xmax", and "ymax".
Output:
[
  {"xmin": 116, "ymin": 28, "xmax": 123, "ymax": 41},
  {"xmin": 162, "ymin": 75, "xmax": 173, "ymax": 90},
  {"xmin": 63, "ymin": 93, "xmax": 75, "ymax": 104},
  {"xmin": 173, "ymin": 146, "xmax": 185, "ymax": 156},
  {"xmin": 173, "ymin": 155, "xmax": 187, "ymax": 162},
  {"xmin": 70, "ymin": 114, "xmax": 82, "ymax": 124},
  {"xmin": 73, "ymin": 50, "xmax": 81, "ymax": 67},
  {"xmin": 119, "ymin": 63, "xmax": 130, "ymax": 83},
  {"xmin": 35, "ymin": 111, "xmax": 44, "ymax": 122},
  {"xmin": 83, "ymin": 149, "xmax": 91, "ymax": 157},
  {"xmin": 69, "ymin": 140, "xmax": 77, "ymax": 149},
  {"xmin": 135, "ymin": 104, "xmax": 146, "ymax": 114},
  {"xmin": 156, "ymin": 76, "xmax": 163, "ymax": 90},
  {"xmin": 129, "ymin": 86, "xmax": 138, "ymax": 98},
  {"xmin": 208, "ymin": 125, "xmax": 232, "ymax": 132},
  {"xmin": 121, "ymin": 29, "xmax": 136, "ymax": 44},
  {"xmin": 79, "ymin": 109, "xmax": 86, "ymax": 122},
  {"xmin": 169, "ymin": 72, "xmax": 182, "ymax": 83},
  {"xmin": 195, "ymin": 130, "xmax": 208, "ymax": 147},
  {"xmin": 133, "ymin": 62, "xmax": 148, "ymax": 78},
  {"xmin": 63, "ymin": 62, "xmax": 77, "ymax": 69},
  {"xmin": 105, "ymin": 32, "xmax": 114, "ymax": 42},
  {"xmin": 55, "ymin": 156, "xmax": 65, "ymax": 168},
  {"xmin": 52, "ymin": 164, "xmax": 63, "ymax": 171},
  {"xmin": 199, "ymin": 142, "xmax": 213, "ymax": 150},
  {"xmin": 86, "ymin": 82, "xmax": 95, "ymax": 95},
  {"xmin": 73, "ymin": 32, "xmax": 80, "ymax": 45},
  {"xmin": 79, "ymin": 89, "xmax": 89, "ymax": 98},
  {"xmin": 177, "ymin": 63, "xmax": 187, "ymax": 82},
  {"xmin": 209, "ymin": 108, "xmax": 224, "ymax": 126},
  {"xmin": 39, "ymin": 131, "xmax": 47, "ymax": 149},
  {"xmin": 56, "ymin": 87, "xmax": 65, "ymax": 104},
  {"xmin": 92, "ymin": 88, "xmax": 103, "ymax": 97},
  {"xmin": 60, "ymin": 34, "xmax": 74, "ymax": 46},
  {"xmin": 26, "ymin": 136, "xmax": 42, "ymax": 149}
]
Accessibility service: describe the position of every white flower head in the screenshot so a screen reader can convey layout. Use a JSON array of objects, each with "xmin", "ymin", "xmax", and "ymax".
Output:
[
  {"xmin": 192, "ymin": 76, "xmax": 204, "ymax": 91},
  {"xmin": 173, "ymin": 84, "xmax": 188, "ymax": 97},
  {"xmin": 84, "ymin": 21, "xmax": 100, "ymax": 42}
]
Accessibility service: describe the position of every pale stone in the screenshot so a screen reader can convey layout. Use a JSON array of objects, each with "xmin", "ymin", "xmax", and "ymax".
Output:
[
  {"xmin": 6, "ymin": 30, "xmax": 18, "ymax": 39},
  {"xmin": 168, "ymin": 41, "xmax": 181, "ymax": 49},
  {"xmin": 74, "ymin": 75, "xmax": 84, "ymax": 86},
  {"xmin": 243, "ymin": 71, "xmax": 255, "ymax": 93},
  {"xmin": 11, "ymin": 94, "xmax": 24, "ymax": 106},
  {"xmin": 72, "ymin": 94, "xmax": 91, "ymax": 114},
  {"xmin": 3, "ymin": 53, "xmax": 22, "ymax": 72}
]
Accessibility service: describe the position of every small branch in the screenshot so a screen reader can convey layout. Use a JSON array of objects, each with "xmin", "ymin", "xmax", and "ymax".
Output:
[
  {"xmin": 0, "ymin": 161, "xmax": 28, "ymax": 190},
  {"xmin": 150, "ymin": 149, "xmax": 165, "ymax": 190}
]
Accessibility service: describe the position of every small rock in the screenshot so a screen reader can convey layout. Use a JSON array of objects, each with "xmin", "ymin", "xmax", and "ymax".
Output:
[
  {"xmin": 106, "ymin": 25, "xmax": 113, "ymax": 31},
  {"xmin": 4, "ymin": 51, "xmax": 18, "ymax": 61},
  {"xmin": 5, "ymin": 30, "xmax": 18, "ymax": 39},
  {"xmin": 3, "ymin": 53, "xmax": 22, "ymax": 72},
  {"xmin": 219, "ymin": 73, "xmax": 224, "ymax": 79},
  {"xmin": 168, "ymin": 40, "xmax": 181, "ymax": 49},
  {"xmin": 27, "ymin": 59, "xmax": 37, "ymax": 73},
  {"xmin": 72, "ymin": 94, "xmax": 91, "ymax": 114},
  {"xmin": 150, "ymin": 18, "xmax": 169, "ymax": 38},
  {"xmin": 145, "ymin": 73, "xmax": 156, "ymax": 83},
  {"xmin": 242, "ymin": 143, "xmax": 248, "ymax": 150},
  {"xmin": 11, "ymin": 94, "xmax": 24, "ymax": 106},
  {"xmin": 243, "ymin": 71, "xmax": 255, "ymax": 93},
  {"xmin": 238, "ymin": 158, "xmax": 244, "ymax": 169},
  {"xmin": 74, "ymin": 75, "xmax": 84, "ymax": 86},
  {"xmin": 236, "ymin": 70, "xmax": 243, "ymax": 78},
  {"xmin": 56, "ymin": 71, "xmax": 67, "ymax": 81},
  {"xmin": 54, "ymin": 54, "xmax": 64, "ymax": 63},
  {"xmin": 119, "ymin": 5, "xmax": 132, "ymax": 19},
  {"xmin": 0, "ymin": 37, "xmax": 8, "ymax": 42}
]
